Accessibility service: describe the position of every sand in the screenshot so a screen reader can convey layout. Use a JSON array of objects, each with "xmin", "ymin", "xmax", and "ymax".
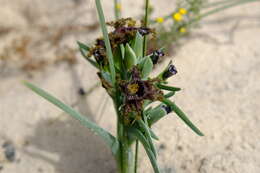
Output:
[{"xmin": 0, "ymin": 0, "xmax": 260, "ymax": 173}]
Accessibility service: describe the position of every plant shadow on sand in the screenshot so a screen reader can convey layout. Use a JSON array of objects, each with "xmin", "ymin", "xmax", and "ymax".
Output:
[
  {"xmin": 22, "ymin": 65, "xmax": 116, "ymax": 173},
  {"xmin": 23, "ymin": 116, "xmax": 116, "ymax": 173}
]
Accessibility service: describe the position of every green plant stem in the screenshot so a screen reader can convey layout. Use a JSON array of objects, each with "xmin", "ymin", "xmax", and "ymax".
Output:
[
  {"xmin": 114, "ymin": 0, "xmax": 121, "ymax": 19},
  {"xmin": 114, "ymin": 93, "xmax": 133, "ymax": 173},
  {"xmin": 143, "ymin": 0, "xmax": 149, "ymax": 57},
  {"xmin": 203, "ymin": 0, "xmax": 241, "ymax": 8},
  {"xmin": 195, "ymin": 0, "xmax": 260, "ymax": 22},
  {"xmin": 134, "ymin": 140, "xmax": 139, "ymax": 173}
]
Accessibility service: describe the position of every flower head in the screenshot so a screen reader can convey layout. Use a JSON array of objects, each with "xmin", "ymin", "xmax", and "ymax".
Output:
[
  {"xmin": 88, "ymin": 18, "xmax": 155, "ymax": 68},
  {"xmin": 120, "ymin": 67, "xmax": 164, "ymax": 124},
  {"xmin": 155, "ymin": 17, "xmax": 164, "ymax": 23},
  {"xmin": 179, "ymin": 27, "xmax": 187, "ymax": 33},
  {"xmin": 179, "ymin": 8, "xmax": 187, "ymax": 15},
  {"xmin": 151, "ymin": 50, "xmax": 165, "ymax": 64},
  {"xmin": 172, "ymin": 12, "xmax": 183, "ymax": 22},
  {"xmin": 162, "ymin": 64, "xmax": 177, "ymax": 80}
]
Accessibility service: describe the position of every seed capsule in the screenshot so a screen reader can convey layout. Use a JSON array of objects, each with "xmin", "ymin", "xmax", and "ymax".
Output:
[
  {"xmin": 138, "ymin": 27, "xmax": 150, "ymax": 36},
  {"xmin": 161, "ymin": 105, "xmax": 172, "ymax": 114},
  {"xmin": 151, "ymin": 50, "xmax": 165, "ymax": 64},
  {"xmin": 162, "ymin": 64, "xmax": 177, "ymax": 80}
]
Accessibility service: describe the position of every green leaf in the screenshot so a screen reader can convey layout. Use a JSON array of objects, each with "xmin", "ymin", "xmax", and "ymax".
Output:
[
  {"xmin": 120, "ymin": 44, "xmax": 125, "ymax": 59},
  {"xmin": 100, "ymin": 71, "xmax": 112, "ymax": 84},
  {"xmin": 124, "ymin": 43, "xmax": 137, "ymax": 70},
  {"xmin": 137, "ymin": 120, "xmax": 157, "ymax": 158},
  {"xmin": 157, "ymin": 84, "xmax": 181, "ymax": 92},
  {"xmin": 113, "ymin": 47, "xmax": 123, "ymax": 70},
  {"xmin": 23, "ymin": 81, "xmax": 119, "ymax": 156},
  {"xmin": 95, "ymin": 0, "xmax": 116, "ymax": 86},
  {"xmin": 133, "ymin": 32, "xmax": 143, "ymax": 59},
  {"xmin": 162, "ymin": 99, "xmax": 204, "ymax": 136},
  {"xmin": 141, "ymin": 57, "xmax": 153, "ymax": 79},
  {"xmin": 77, "ymin": 41, "xmax": 90, "ymax": 51},
  {"xmin": 147, "ymin": 105, "xmax": 167, "ymax": 126},
  {"xmin": 128, "ymin": 128, "xmax": 160, "ymax": 173},
  {"xmin": 149, "ymin": 128, "xmax": 159, "ymax": 140},
  {"xmin": 77, "ymin": 41, "xmax": 99, "ymax": 69},
  {"xmin": 164, "ymin": 91, "xmax": 175, "ymax": 98}
]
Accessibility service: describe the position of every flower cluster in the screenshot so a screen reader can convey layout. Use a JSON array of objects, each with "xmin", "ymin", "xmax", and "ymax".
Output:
[
  {"xmin": 85, "ymin": 18, "xmax": 181, "ymax": 126},
  {"xmin": 87, "ymin": 18, "xmax": 155, "ymax": 68}
]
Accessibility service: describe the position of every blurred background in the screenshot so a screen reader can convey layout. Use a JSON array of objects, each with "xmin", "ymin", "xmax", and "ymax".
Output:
[{"xmin": 0, "ymin": 0, "xmax": 260, "ymax": 172}]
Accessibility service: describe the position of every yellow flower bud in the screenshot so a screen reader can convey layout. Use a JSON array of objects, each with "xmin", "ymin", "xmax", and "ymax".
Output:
[
  {"xmin": 179, "ymin": 8, "xmax": 187, "ymax": 15},
  {"xmin": 116, "ymin": 3, "xmax": 121, "ymax": 10},
  {"xmin": 172, "ymin": 13, "xmax": 182, "ymax": 22},
  {"xmin": 156, "ymin": 17, "xmax": 164, "ymax": 23},
  {"xmin": 179, "ymin": 27, "xmax": 186, "ymax": 33}
]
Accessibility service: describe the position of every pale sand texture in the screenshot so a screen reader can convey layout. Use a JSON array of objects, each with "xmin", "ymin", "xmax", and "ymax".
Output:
[{"xmin": 0, "ymin": 0, "xmax": 260, "ymax": 173}]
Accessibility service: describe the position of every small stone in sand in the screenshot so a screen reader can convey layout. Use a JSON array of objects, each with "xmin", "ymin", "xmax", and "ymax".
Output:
[{"xmin": 2, "ymin": 141, "xmax": 16, "ymax": 162}]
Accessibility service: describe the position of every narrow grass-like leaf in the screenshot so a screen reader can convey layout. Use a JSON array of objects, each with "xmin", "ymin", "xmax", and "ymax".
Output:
[
  {"xmin": 162, "ymin": 98, "xmax": 204, "ymax": 136},
  {"xmin": 23, "ymin": 81, "xmax": 119, "ymax": 155},
  {"xmin": 133, "ymin": 32, "xmax": 144, "ymax": 59},
  {"xmin": 164, "ymin": 91, "xmax": 175, "ymax": 98},
  {"xmin": 128, "ymin": 128, "xmax": 160, "ymax": 173},
  {"xmin": 157, "ymin": 84, "xmax": 181, "ymax": 92},
  {"xmin": 137, "ymin": 120, "xmax": 157, "ymax": 158},
  {"xmin": 77, "ymin": 41, "xmax": 90, "ymax": 51},
  {"xmin": 95, "ymin": 0, "xmax": 116, "ymax": 85},
  {"xmin": 77, "ymin": 41, "xmax": 99, "ymax": 68}
]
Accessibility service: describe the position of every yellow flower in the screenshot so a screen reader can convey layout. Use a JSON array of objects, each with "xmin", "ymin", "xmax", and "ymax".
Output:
[
  {"xmin": 179, "ymin": 8, "xmax": 187, "ymax": 15},
  {"xmin": 156, "ymin": 17, "xmax": 164, "ymax": 23},
  {"xmin": 179, "ymin": 27, "xmax": 186, "ymax": 33},
  {"xmin": 116, "ymin": 3, "xmax": 121, "ymax": 10},
  {"xmin": 172, "ymin": 12, "xmax": 182, "ymax": 22}
]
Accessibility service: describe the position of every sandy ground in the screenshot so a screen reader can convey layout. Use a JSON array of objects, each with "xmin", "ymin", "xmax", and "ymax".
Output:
[{"xmin": 0, "ymin": 0, "xmax": 260, "ymax": 173}]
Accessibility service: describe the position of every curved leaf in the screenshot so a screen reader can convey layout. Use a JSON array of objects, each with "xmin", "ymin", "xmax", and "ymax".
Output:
[
  {"xmin": 162, "ymin": 98, "xmax": 204, "ymax": 136},
  {"xmin": 24, "ymin": 81, "xmax": 119, "ymax": 156},
  {"xmin": 137, "ymin": 120, "xmax": 157, "ymax": 158}
]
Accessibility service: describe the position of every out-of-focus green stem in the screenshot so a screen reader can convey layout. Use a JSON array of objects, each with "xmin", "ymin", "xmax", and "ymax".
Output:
[
  {"xmin": 134, "ymin": 141, "xmax": 139, "ymax": 173},
  {"xmin": 96, "ymin": 0, "xmax": 116, "ymax": 86},
  {"xmin": 114, "ymin": 0, "xmax": 121, "ymax": 19},
  {"xmin": 151, "ymin": 0, "xmax": 260, "ymax": 24},
  {"xmin": 194, "ymin": 0, "xmax": 260, "ymax": 22},
  {"xmin": 143, "ymin": 0, "xmax": 149, "ymax": 57},
  {"xmin": 203, "ymin": 0, "xmax": 240, "ymax": 8}
]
